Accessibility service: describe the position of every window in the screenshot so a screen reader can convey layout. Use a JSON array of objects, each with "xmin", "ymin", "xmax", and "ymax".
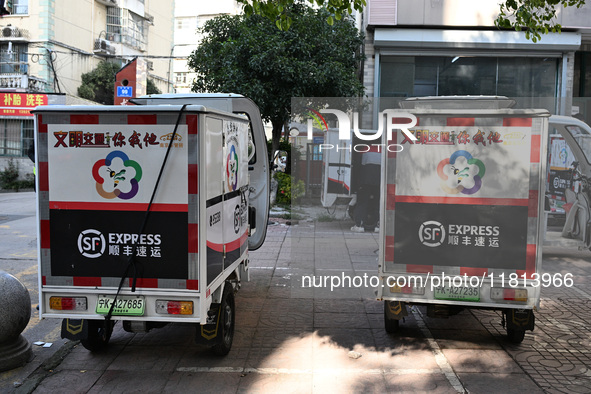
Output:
[
  {"xmin": 8, "ymin": 0, "xmax": 28, "ymax": 15},
  {"xmin": 175, "ymin": 72, "xmax": 187, "ymax": 84},
  {"xmin": 106, "ymin": 6, "xmax": 147, "ymax": 51},
  {"xmin": 0, "ymin": 43, "xmax": 28, "ymax": 74},
  {"xmin": 380, "ymin": 55, "xmax": 558, "ymax": 113},
  {"xmin": 176, "ymin": 17, "xmax": 197, "ymax": 31},
  {"xmin": 0, "ymin": 119, "xmax": 33, "ymax": 157}
]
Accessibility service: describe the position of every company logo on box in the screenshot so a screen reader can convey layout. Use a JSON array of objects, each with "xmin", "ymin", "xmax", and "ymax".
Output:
[
  {"xmin": 418, "ymin": 221, "xmax": 446, "ymax": 248},
  {"xmin": 92, "ymin": 150, "xmax": 142, "ymax": 200},
  {"xmin": 78, "ymin": 229, "xmax": 106, "ymax": 258}
]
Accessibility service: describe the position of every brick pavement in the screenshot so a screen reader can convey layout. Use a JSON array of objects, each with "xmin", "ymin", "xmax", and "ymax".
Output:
[{"xmin": 4, "ymin": 211, "xmax": 591, "ymax": 393}]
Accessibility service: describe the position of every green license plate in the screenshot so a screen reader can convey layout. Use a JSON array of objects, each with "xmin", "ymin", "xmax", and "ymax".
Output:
[
  {"xmin": 96, "ymin": 295, "xmax": 145, "ymax": 316},
  {"xmin": 434, "ymin": 286, "xmax": 480, "ymax": 302}
]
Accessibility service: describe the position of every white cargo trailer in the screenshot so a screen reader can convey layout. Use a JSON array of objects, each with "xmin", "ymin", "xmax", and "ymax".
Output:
[
  {"xmin": 379, "ymin": 97, "xmax": 549, "ymax": 343},
  {"xmin": 34, "ymin": 95, "xmax": 269, "ymax": 354}
]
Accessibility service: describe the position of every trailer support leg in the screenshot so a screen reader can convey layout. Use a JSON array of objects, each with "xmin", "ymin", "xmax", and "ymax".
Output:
[
  {"xmin": 504, "ymin": 309, "xmax": 534, "ymax": 344},
  {"xmin": 384, "ymin": 301, "xmax": 407, "ymax": 333}
]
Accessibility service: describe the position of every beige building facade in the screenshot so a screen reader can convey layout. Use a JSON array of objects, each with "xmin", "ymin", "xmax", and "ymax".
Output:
[
  {"xmin": 363, "ymin": 0, "xmax": 591, "ymax": 125},
  {"xmin": 172, "ymin": 0, "xmax": 239, "ymax": 93},
  {"xmin": 0, "ymin": 0, "xmax": 174, "ymax": 177}
]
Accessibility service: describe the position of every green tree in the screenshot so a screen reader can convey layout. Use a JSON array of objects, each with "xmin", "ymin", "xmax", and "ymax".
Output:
[
  {"xmin": 77, "ymin": 61, "xmax": 120, "ymax": 104},
  {"xmin": 187, "ymin": 3, "xmax": 365, "ymax": 153},
  {"xmin": 147, "ymin": 78, "xmax": 162, "ymax": 95},
  {"xmin": 238, "ymin": 0, "xmax": 586, "ymax": 42},
  {"xmin": 78, "ymin": 61, "xmax": 161, "ymax": 104},
  {"xmin": 238, "ymin": 0, "xmax": 366, "ymax": 30},
  {"xmin": 495, "ymin": 0, "xmax": 586, "ymax": 42}
]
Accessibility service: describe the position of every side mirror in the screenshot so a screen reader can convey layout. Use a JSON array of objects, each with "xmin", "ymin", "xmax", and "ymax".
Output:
[{"xmin": 273, "ymin": 150, "xmax": 287, "ymax": 173}]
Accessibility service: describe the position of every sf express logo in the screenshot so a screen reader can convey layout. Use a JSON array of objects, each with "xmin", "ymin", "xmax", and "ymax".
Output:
[
  {"xmin": 77, "ymin": 229, "xmax": 106, "ymax": 258},
  {"xmin": 418, "ymin": 221, "xmax": 446, "ymax": 248},
  {"xmin": 77, "ymin": 229, "xmax": 162, "ymax": 258}
]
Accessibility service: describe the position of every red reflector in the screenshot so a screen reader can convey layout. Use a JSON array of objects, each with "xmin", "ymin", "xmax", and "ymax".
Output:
[
  {"xmin": 61, "ymin": 297, "xmax": 76, "ymax": 310},
  {"xmin": 167, "ymin": 301, "xmax": 181, "ymax": 315},
  {"xmin": 503, "ymin": 289, "xmax": 515, "ymax": 301}
]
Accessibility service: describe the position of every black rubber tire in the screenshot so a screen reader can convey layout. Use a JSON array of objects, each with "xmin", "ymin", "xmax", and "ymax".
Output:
[
  {"xmin": 384, "ymin": 303, "xmax": 400, "ymax": 333},
  {"xmin": 507, "ymin": 328, "xmax": 526, "ymax": 344},
  {"xmin": 80, "ymin": 319, "xmax": 114, "ymax": 352},
  {"xmin": 211, "ymin": 284, "xmax": 235, "ymax": 356}
]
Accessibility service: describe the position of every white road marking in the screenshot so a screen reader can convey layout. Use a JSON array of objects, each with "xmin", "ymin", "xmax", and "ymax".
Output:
[{"xmin": 411, "ymin": 308, "xmax": 466, "ymax": 393}]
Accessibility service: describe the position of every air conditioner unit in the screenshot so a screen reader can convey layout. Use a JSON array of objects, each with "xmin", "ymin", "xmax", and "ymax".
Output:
[
  {"xmin": 2, "ymin": 26, "xmax": 21, "ymax": 38},
  {"xmin": 94, "ymin": 38, "xmax": 115, "ymax": 55}
]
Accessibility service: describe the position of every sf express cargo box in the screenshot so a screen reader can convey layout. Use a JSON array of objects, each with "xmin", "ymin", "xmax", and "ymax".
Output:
[
  {"xmin": 34, "ymin": 105, "xmax": 254, "ymax": 325},
  {"xmin": 379, "ymin": 97, "xmax": 549, "ymax": 341}
]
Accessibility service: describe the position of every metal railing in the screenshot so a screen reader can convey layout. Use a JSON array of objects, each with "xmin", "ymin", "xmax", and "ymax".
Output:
[{"xmin": 0, "ymin": 74, "xmax": 49, "ymax": 91}]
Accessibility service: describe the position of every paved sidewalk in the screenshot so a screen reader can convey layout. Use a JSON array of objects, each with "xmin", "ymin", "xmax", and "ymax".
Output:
[{"xmin": 2, "ymin": 205, "xmax": 591, "ymax": 393}]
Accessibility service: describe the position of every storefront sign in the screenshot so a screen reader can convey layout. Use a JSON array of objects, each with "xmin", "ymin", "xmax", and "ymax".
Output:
[{"xmin": 0, "ymin": 93, "xmax": 48, "ymax": 117}]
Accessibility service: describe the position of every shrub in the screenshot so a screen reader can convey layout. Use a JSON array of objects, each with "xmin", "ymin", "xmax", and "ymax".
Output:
[
  {"xmin": 274, "ymin": 172, "xmax": 305, "ymax": 205},
  {"xmin": 0, "ymin": 159, "xmax": 34, "ymax": 191},
  {"xmin": 0, "ymin": 159, "xmax": 19, "ymax": 190}
]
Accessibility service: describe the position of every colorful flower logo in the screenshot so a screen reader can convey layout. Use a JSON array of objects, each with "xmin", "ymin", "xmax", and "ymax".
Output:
[
  {"xmin": 226, "ymin": 144, "xmax": 239, "ymax": 191},
  {"xmin": 92, "ymin": 151, "xmax": 142, "ymax": 199},
  {"xmin": 437, "ymin": 150, "xmax": 485, "ymax": 195}
]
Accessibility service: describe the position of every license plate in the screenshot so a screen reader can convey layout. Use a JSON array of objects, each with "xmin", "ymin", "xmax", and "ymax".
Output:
[
  {"xmin": 96, "ymin": 295, "xmax": 145, "ymax": 316},
  {"xmin": 434, "ymin": 286, "xmax": 480, "ymax": 302}
]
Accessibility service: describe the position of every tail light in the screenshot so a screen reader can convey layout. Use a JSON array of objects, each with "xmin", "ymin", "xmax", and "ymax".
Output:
[
  {"xmin": 155, "ymin": 300, "xmax": 193, "ymax": 315},
  {"xmin": 49, "ymin": 296, "xmax": 87, "ymax": 311}
]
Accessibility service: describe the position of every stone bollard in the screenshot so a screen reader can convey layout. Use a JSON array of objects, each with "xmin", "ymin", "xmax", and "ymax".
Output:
[{"xmin": 0, "ymin": 270, "xmax": 32, "ymax": 372}]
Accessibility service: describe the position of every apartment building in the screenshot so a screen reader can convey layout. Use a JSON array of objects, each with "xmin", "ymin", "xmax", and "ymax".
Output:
[
  {"xmin": 172, "ymin": 0, "xmax": 239, "ymax": 93},
  {"xmin": 362, "ymin": 0, "xmax": 591, "ymax": 125},
  {"xmin": 0, "ymin": 0, "xmax": 173, "ymax": 175}
]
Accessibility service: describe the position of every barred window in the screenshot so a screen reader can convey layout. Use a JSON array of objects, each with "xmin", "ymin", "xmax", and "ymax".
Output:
[
  {"xmin": 0, "ymin": 43, "xmax": 28, "ymax": 74},
  {"xmin": 0, "ymin": 119, "xmax": 34, "ymax": 157},
  {"xmin": 106, "ymin": 6, "xmax": 147, "ymax": 51}
]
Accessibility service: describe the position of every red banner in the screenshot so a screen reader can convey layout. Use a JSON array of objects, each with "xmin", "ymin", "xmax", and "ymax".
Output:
[{"xmin": 0, "ymin": 93, "xmax": 48, "ymax": 117}]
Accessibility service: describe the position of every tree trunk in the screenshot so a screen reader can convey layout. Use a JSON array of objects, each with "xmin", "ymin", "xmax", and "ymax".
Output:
[{"xmin": 271, "ymin": 119, "xmax": 283, "ymax": 158}]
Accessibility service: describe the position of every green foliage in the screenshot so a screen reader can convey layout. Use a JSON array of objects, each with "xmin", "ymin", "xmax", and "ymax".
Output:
[
  {"xmin": 187, "ymin": 3, "xmax": 365, "ymax": 151},
  {"xmin": 0, "ymin": 159, "xmax": 34, "ymax": 191},
  {"xmin": 495, "ymin": 0, "xmax": 585, "ymax": 42},
  {"xmin": 237, "ymin": 0, "xmax": 366, "ymax": 30},
  {"xmin": 274, "ymin": 172, "xmax": 305, "ymax": 204},
  {"xmin": 77, "ymin": 61, "xmax": 120, "ymax": 104},
  {"xmin": 78, "ymin": 61, "xmax": 161, "ymax": 104},
  {"xmin": 238, "ymin": 0, "xmax": 585, "ymax": 43},
  {"xmin": 317, "ymin": 213, "xmax": 336, "ymax": 222},
  {"xmin": 0, "ymin": 158, "xmax": 19, "ymax": 189},
  {"xmin": 147, "ymin": 78, "xmax": 162, "ymax": 95}
]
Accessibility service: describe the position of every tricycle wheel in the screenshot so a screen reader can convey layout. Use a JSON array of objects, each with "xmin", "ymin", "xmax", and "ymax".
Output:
[
  {"xmin": 81, "ymin": 319, "xmax": 114, "ymax": 352},
  {"xmin": 212, "ymin": 284, "xmax": 235, "ymax": 356},
  {"xmin": 506, "ymin": 328, "xmax": 525, "ymax": 344}
]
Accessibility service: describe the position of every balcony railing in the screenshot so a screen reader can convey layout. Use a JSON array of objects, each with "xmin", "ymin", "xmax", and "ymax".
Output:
[{"xmin": 0, "ymin": 74, "xmax": 49, "ymax": 92}]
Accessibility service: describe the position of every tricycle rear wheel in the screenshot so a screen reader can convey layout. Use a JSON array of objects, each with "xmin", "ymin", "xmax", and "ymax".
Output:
[
  {"xmin": 506, "ymin": 328, "xmax": 525, "ymax": 344},
  {"xmin": 211, "ymin": 284, "xmax": 235, "ymax": 356},
  {"xmin": 80, "ymin": 319, "xmax": 114, "ymax": 352}
]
